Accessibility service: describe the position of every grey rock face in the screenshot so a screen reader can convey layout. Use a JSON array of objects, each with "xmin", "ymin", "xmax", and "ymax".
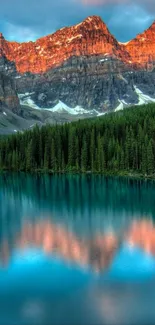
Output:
[
  {"xmin": 12, "ymin": 55, "xmax": 155, "ymax": 113},
  {"xmin": 0, "ymin": 53, "xmax": 155, "ymax": 135},
  {"xmin": 0, "ymin": 72, "xmax": 20, "ymax": 112}
]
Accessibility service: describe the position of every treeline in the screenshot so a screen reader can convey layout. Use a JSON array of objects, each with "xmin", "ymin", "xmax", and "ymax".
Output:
[{"xmin": 0, "ymin": 104, "xmax": 155, "ymax": 175}]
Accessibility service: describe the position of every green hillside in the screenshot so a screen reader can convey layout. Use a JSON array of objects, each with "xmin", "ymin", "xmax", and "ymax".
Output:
[{"xmin": 0, "ymin": 104, "xmax": 155, "ymax": 178}]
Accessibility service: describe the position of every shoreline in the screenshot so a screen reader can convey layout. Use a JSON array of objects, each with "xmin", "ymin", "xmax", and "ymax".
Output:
[{"xmin": 0, "ymin": 169, "xmax": 155, "ymax": 181}]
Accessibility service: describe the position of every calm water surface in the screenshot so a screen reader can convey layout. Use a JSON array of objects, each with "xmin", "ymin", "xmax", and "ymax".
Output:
[{"xmin": 1, "ymin": 173, "xmax": 155, "ymax": 325}]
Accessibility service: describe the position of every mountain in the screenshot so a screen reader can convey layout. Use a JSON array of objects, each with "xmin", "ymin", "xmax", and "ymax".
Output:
[
  {"xmin": 0, "ymin": 72, "xmax": 19, "ymax": 111},
  {"xmin": 0, "ymin": 16, "xmax": 155, "ymax": 133},
  {"xmin": 0, "ymin": 73, "xmax": 88, "ymax": 134},
  {"xmin": 0, "ymin": 16, "xmax": 130, "ymax": 74},
  {"xmin": 125, "ymin": 21, "xmax": 155, "ymax": 69}
]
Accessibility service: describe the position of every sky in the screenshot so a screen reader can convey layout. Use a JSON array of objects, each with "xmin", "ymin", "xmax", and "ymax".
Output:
[{"xmin": 0, "ymin": 0, "xmax": 154, "ymax": 43}]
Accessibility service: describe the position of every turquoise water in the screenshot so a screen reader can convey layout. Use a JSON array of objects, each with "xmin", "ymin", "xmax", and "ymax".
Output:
[
  {"xmin": 1, "ymin": 173, "xmax": 155, "ymax": 236},
  {"xmin": 1, "ymin": 174, "xmax": 155, "ymax": 324},
  {"xmin": 0, "ymin": 246, "xmax": 155, "ymax": 325}
]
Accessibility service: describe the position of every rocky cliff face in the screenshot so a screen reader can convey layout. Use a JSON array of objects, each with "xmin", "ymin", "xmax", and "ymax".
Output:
[
  {"xmin": 1, "ymin": 16, "xmax": 155, "ymax": 75},
  {"xmin": 125, "ymin": 21, "xmax": 155, "ymax": 69},
  {"xmin": 0, "ymin": 73, "xmax": 19, "ymax": 112},
  {"xmin": 0, "ymin": 15, "xmax": 155, "ymax": 129},
  {"xmin": 30, "ymin": 56, "xmax": 137, "ymax": 112},
  {"xmin": 0, "ymin": 16, "xmax": 131, "ymax": 74}
]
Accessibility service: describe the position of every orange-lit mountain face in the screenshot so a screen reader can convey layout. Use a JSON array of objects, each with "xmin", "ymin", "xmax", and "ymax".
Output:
[
  {"xmin": 0, "ymin": 16, "xmax": 155, "ymax": 74},
  {"xmin": 125, "ymin": 21, "xmax": 155, "ymax": 69},
  {"xmin": 1, "ymin": 16, "xmax": 155, "ymax": 133},
  {"xmin": 0, "ymin": 16, "xmax": 132, "ymax": 74}
]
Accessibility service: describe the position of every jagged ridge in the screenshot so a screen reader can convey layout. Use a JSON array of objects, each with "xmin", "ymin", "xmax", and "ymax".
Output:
[
  {"xmin": 0, "ymin": 16, "xmax": 155, "ymax": 134},
  {"xmin": 125, "ymin": 20, "xmax": 155, "ymax": 69},
  {"xmin": 0, "ymin": 15, "xmax": 132, "ymax": 74},
  {"xmin": 0, "ymin": 15, "xmax": 155, "ymax": 74}
]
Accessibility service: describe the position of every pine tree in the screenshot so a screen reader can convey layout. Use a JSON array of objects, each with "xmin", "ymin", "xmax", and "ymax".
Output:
[
  {"xmin": 81, "ymin": 139, "xmax": 87, "ymax": 172},
  {"xmin": 44, "ymin": 144, "xmax": 49, "ymax": 171},
  {"xmin": 147, "ymin": 140, "xmax": 154, "ymax": 175},
  {"xmin": 141, "ymin": 144, "xmax": 147, "ymax": 175},
  {"xmin": 90, "ymin": 128, "xmax": 95, "ymax": 172},
  {"xmin": 12, "ymin": 150, "xmax": 17, "ymax": 171},
  {"xmin": 68, "ymin": 128, "xmax": 76, "ymax": 169},
  {"xmin": 75, "ymin": 137, "xmax": 80, "ymax": 172},
  {"xmin": 51, "ymin": 138, "xmax": 57, "ymax": 172},
  {"xmin": 0, "ymin": 102, "xmax": 155, "ymax": 177},
  {"xmin": 26, "ymin": 140, "xmax": 33, "ymax": 171}
]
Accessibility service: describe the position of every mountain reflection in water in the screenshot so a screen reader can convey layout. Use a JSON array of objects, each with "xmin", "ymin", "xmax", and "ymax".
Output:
[
  {"xmin": 0, "ymin": 220, "xmax": 155, "ymax": 325},
  {"xmin": 0, "ymin": 219, "xmax": 118, "ymax": 271},
  {"xmin": 1, "ymin": 218, "xmax": 155, "ymax": 270},
  {"xmin": 1, "ymin": 218, "xmax": 155, "ymax": 325}
]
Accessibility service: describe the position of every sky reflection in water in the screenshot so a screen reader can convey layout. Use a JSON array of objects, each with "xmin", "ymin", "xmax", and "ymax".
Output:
[
  {"xmin": 0, "ymin": 219, "xmax": 155, "ymax": 325},
  {"xmin": 1, "ymin": 174, "xmax": 155, "ymax": 324}
]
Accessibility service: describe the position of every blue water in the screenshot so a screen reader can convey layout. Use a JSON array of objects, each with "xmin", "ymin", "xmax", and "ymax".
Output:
[
  {"xmin": 1, "ymin": 174, "xmax": 155, "ymax": 324},
  {"xmin": 0, "ymin": 245, "xmax": 155, "ymax": 325}
]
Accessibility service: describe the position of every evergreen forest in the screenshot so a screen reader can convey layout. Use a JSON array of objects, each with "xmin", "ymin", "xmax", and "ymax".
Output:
[{"xmin": 0, "ymin": 104, "xmax": 155, "ymax": 177}]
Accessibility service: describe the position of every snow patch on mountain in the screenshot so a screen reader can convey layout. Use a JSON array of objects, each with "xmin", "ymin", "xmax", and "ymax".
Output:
[
  {"xmin": 115, "ymin": 87, "xmax": 155, "ymax": 112},
  {"xmin": 115, "ymin": 100, "xmax": 124, "ymax": 112},
  {"xmin": 19, "ymin": 87, "xmax": 155, "ymax": 118},
  {"xmin": 67, "ymin": 34, "xmax": 82, "ymax": 43},
  {"xmin": 100, "ymin": 58, "xmax": 108, "ymax": 62},
  {"xmin": 19, "ymin": 93, "xmax": 39, "ymax": 110},
  {"xmin": 18, "ymin": 93, "xmax": 100, "ymax": 116},
  {"xmin": 119, "ymin": 41, "xmax": 130, "ymax": 45},
  {"xmin": 47, "ymin": 100, "xmax": 89, "ymax": 115},
  {"xmin": 134, "ymin": 86, "xmax": 155, "ymax": 105}
]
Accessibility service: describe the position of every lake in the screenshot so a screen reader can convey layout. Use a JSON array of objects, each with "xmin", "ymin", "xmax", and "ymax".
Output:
[{"xmin": 1, "ymin": 173, "xmax": 155, "ymax": 325}]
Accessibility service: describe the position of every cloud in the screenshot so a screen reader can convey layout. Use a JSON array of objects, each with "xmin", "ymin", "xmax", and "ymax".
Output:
[
  {"xmin": 107, "ymin": 4, "xmax": 153, "ymax": 41},
  {"xmin": 81, "ymin": 0, "xmax": 124, "ymax": 4},
  {"xmin": 4, "ymin": 23, "xmax": 41, "ymax": 42},
  {"xmin": 80, "ymin": 0, "xmax": 155, "ymax": 10}
]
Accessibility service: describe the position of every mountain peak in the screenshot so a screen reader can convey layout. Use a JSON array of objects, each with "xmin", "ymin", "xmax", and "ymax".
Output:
[
  {"xmin": 0, "ymin": 16, "xmax": 131, "ymax": 74},
  {"xmin": 149, "ymin": 20, "xmax": 155, "ymax": 30},
  {"xmin": 138, "ymin": 19, "xmax": 155, "ymax": 38},
  {"xmin": 0, "ymin": 33, "xmax": 4, "ymax": 40},
  {"xmin": 80, "ymin": 15, "xmax": 107, "ymax": 31},
  {"xmin": 83, "ymin": 15, "xmax": 103, "ymax": 24},
  {"xmin": 125, "ymin": 19, "xmax": 155, "ymax": 68}
]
